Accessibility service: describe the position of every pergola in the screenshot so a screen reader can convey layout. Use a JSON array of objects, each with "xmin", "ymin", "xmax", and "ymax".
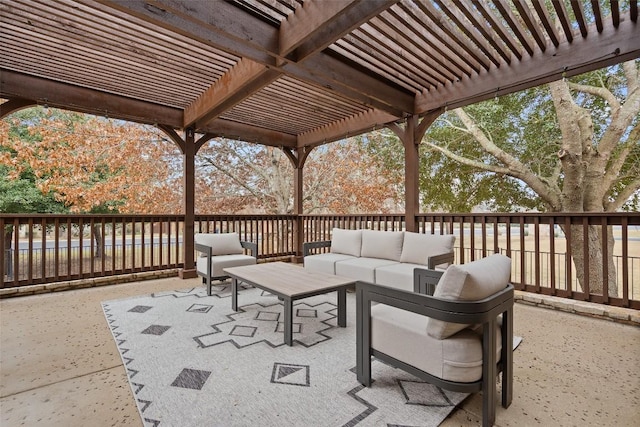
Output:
[{"xmin": 1, "ymin": 0, "xmax": 639, "ymax": 278}]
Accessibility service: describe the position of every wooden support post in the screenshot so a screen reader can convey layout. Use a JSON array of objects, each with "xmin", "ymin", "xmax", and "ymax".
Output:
[
  {"xmin": 404, "ymin": 116, "xmax": 419, "ymax": 232},
  {"xmin": 293, "ymin": 165, "xmax": 304, "ymax": 263},
  {"xmin": 282, "ymin": 146, "xmax": 312, "ymax": 263},
  {"xmin": 180, "ymin": 127, "xmax": 197, "ymax": 279},
  {"xmin": 389, "ymin": 110, "xmax": 443, "ymax": 233}
]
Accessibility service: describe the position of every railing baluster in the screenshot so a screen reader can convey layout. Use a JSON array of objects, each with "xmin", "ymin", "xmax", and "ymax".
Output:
[
  {"xmin": 534, "ymin": 216, "xmax": 540, "ymax": 291},
  {"xmin": 621, "ymin": 216, "xmax": 629, "ymax": 305},
  {"xmin": 549, "ymin": 217, "xmax": 556, "ymax": 294},
  {"xmin": 602, "ymin": 216, "xmax": 609, "ymax": 303},
  {"xmin": 41, "ymin": 217, "xmax": 46, "ymax": 281},
  {"xmin": 582, "ymin": 217, "xmax": 590, "ymax": 299}
]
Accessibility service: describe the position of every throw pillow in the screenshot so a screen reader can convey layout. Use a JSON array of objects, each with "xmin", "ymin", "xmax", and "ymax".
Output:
[
  {"xmin": 426, "ymin": 253, "xmax": 511, "ymax": 339},
  {"xmin": 330, "ymin": 228, "xmax": 362, "ymax": 257},
  {"xmin": 195, "ymin": 233, "xmax": 243, "ymax": 255},
  {"xmin": 400, "ymin": 232, "xmax": 455, "ymax": 265}
]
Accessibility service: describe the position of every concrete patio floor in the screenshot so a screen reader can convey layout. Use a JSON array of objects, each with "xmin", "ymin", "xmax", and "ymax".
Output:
[{"xmin": 1, "ymin": 276, "xmax": 639, "ymax": 427}]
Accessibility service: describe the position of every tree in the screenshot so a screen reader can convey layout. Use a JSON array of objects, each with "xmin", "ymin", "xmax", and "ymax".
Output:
[
  {"xmin": 196, "ymin": 138, "xmax": 401, "ymax": 214},
  {"xmin": 1, "ymin": 107, "xmax": 183, "ymax": 214},
  {"xmin": 394, "ymin": 61, "xmax": 638, "ymax": 296},
  {"xmin": 1, "ymin": 107, "xmax": 183, "ymax": 259}
]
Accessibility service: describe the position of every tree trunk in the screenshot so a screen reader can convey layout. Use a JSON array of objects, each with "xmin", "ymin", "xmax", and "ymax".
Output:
[
  {"xmin": 561, "ymin": 224, "xmax": 618, "ymax": 297},
  {"xmin": 91, "ymin": 225, "xmax": 103, "ymax": 258},
  {"xmin": 4, "ymin": 225, "xmax": 14, "ymax": 279}
]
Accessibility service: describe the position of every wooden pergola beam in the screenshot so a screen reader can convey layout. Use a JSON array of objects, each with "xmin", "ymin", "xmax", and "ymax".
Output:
[
  {"xmin": 415, "ymin": 16, "xmax": 640, "ymax": 114},
  {"xmin": 201, "ymin": 118, "xmax": 297, "ymax": 148},
  {"xmin": 0, "ymin": 98, "xmax": 37, "ymax": 119},
  {"xmin": 98, "ymin": 0, "xmax": 414, "ymax": 116},
  {"xmin": 296, "ymin": 108, "xmax": 398, "ymax": 148},
  {"xmin": 279, "ymin": 0, "xmax": 396, "ymax": 62},
  {"xmin": 0, "ymin": 69, "xmax": 298, "ymax": 148},
  {"xmin": 183, "ymin": 59, "xmax": 281, "ymax": 129},
  {"xmin": 0, "ymin": 69, "xmax": 183, "ymax": 126}
]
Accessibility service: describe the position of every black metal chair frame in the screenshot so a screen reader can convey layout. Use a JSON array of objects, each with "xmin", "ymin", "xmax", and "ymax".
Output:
[
  {"xmin": 195, "ymin": 240, "xmax": 258, "ymax": 296},
  {"xmin": 356, "ymin": 268, "xmax": 514, "ymax": 427}
]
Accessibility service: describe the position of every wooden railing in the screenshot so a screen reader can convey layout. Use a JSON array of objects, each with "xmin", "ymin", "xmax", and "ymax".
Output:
[
  {"xmin": 195, "ymin": 214, "xmax": 297, "ymax": 260},
  {"xmin": 1, "ymin": 214, "xmax": 185, "ymax": 286},
  {"xmin": 2, "ymin": 213, "xmax": 639, "ymax": 308},
  {"xmin": 302, "ymin": 213, "xmax": 640, "ymax": 309}
]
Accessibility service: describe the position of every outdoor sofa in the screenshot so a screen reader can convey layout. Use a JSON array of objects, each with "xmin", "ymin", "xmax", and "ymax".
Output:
[{"xmin": 303, "ymin": 228, "xmax": 455, "ymax": 291}]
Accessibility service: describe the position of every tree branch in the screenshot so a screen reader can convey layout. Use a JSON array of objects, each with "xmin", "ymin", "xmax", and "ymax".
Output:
[
  {"xmin": 452, "ymin": 108, "xmax": 561, "ymax": 208},
  {"xmin": 567, "ymin": 81, "xmax": 620, "ymax": 110},
  {"xmin": 200, "ymin": 156, "xmax": 263, "ymax": 200},
  {"xmin": 607, "ymin": 176, "xmax": 640, "ymax": 211},
  {"xmin": 434, "ymin": 117, "xmax": 468, "ymax": 133},
  {"xmin": 423, "ymin": 141, "xmax": 511, "ymax": 174},
  {"xmin": 623, "ymin": 60, "xmax": 639, "ymax": 92},
  {"xmin": 604, "ymin": 123, "xmax": 640, "ymax": 185}
]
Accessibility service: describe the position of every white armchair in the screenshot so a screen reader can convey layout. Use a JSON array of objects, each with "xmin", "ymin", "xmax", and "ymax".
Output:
[
  {"xmin": 195, "ymin": 233, "xmax": 257, "ymax": 296},
  {"xmin": 356, "ymin": 254, "xmax": 514, "ymax": 427}
]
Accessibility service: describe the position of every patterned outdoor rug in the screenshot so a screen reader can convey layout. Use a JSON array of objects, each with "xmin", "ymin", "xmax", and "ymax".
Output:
[{"xmin": 102, "ymin": 282, "xmax": 516, "ymax": 427}]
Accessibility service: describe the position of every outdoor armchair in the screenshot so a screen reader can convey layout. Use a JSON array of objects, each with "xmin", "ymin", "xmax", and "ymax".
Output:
[
  {"xmin": 195, "ymin": 233, "xmax": 258, "ymax": 296},
  {"xmin": 356, "ymin": 254, "xmax": 514, "ymax": 427}
]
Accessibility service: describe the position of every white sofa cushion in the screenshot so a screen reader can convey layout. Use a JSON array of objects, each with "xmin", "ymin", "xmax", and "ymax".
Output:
[
  {"xmin": 400, "ymin": 232, "xmax": 455, "ymax": 265},
  {"xmin": 195, "ymin": 233, "xmax": 243, "ymax": 255},
  {"xmin": 335, "ymin": 257, "xmax": 399, "ymax": 283},
  {"xmin": 360, "ymin": 230, "xmax": 404, "ymax": 261},
  {"xmin": 196, "ymin": 254, "xmax": 256, "ymax": 277},
  {"xmin": 374, "ymin": 263, "xmax": 425, "ymax": 292},
  {"xmin": 427, "ymin": 254, "xmax": 512, "ymax": 339},
  {"xmin": 371, "ymin": 304, "xmax": 502, "ymax": 383},
  {"xmin": 330, "ymin": 228, "xmax": 362, "ymax": 257},
  {"xmin": 304, "ymin": 253, "xmax": 356, "ymax": 275}
]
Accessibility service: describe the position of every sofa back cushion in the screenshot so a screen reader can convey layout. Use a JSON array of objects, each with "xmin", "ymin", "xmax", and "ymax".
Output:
[
  {"xmin": 360, "ymin": 230, "xmax": 404, "ymax": 261},
  {"xmin": 330, "ymin": 228, "xmax": 362, "ymax": 257},
  {"xmin": 400, "ymin": 232, "xmax": 455, "ymax": 265},
  {"xmin": 195, "ymin": 233, "xmax": 243, "ymax": 256},
  {"xmin": 427, "ymin": 254, "xmax": 511, "ymax": 339}
]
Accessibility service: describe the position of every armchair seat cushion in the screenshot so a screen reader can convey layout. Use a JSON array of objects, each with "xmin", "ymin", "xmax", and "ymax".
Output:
[
  {"xmin": 371, "ymin": 304, "xmax": 502, "ymax": 383},
  {"xmin": 196, "ymin": 254, "xmax": 256, "ymax": 278},
  {"xmin": 335, "ymin": 257, "xmax": 399, "ymax": 283},
  {"xmin": 304, "ymin": 253, "xmax": 356, "ymax": 275}
]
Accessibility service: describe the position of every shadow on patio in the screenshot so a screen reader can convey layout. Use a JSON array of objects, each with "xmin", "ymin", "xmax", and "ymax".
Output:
[{"xmin": 1, "ymin": 276, "xmax": 638, "ymax": 426}]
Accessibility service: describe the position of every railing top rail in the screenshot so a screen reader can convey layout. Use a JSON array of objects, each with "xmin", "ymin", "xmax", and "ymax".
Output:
[
  {"xmin": 415, "ymin": 212, "xmax": 640, "ymax": 218},
  {"xmin": 0, "ymin": 214, "xmax": 298, "ymax": 219}
]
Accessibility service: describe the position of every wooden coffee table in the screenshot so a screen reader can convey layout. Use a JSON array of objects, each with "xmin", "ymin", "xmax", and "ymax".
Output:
[{"xmin": 223, "ymin": 262, "xmax": 355, "ymax": 346}]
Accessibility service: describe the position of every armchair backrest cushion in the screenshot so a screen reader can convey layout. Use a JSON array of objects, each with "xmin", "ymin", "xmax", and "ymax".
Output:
[
  {"xmin": 427, "ymin": 253, "xmax": 512, "ymax": 339},
  {"xmin": 330, "ymin": 228, "xmax": 362, "ymax": 257},
  {"xmin": 360, "ymin": 230, "xmax": 404, "ymax": 261},
  {"xmin": 195, "ymin": 233, "xmax": 243, "ymax": 256},
  {"xmin": 400, "ymin": 232, "xmax": 455, "ymax": 265}
]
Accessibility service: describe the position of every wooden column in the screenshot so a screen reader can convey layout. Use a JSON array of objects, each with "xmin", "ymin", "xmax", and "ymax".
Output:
[
  {"xmin": 282, "ymin": 146, "xmax": 312, "ymax": 262},
  {"xmin": 388, "ymin": 111, "xmax": 443, "ymax": 232},
  {"xmin": 404, "ymin": 116, "xmax": 420, "ymax": 232},
  {"xmin": 293, "ymin": 165, "xmax": 304, "ymax": 262},
  {"xmin": 180, "ymin": 127, "xmax": 197, "ymax": 278}
]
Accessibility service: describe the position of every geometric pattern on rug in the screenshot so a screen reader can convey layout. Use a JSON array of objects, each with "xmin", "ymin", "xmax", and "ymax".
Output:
[
  {"xmin": 102, "ymin": 285, "xmax": 471, "ymax": 427},
  {"xmin": 194, "ymin": 299, "xmax": 338, "ymax": 348},
  {"xmin": 271, "ymin": 363, "xmax": 310, "ymax": 387}
]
